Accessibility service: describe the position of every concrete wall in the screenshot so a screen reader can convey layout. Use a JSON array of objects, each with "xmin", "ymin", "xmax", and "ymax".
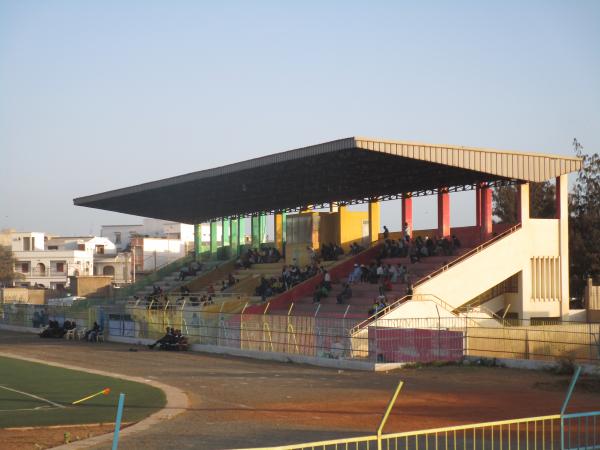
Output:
[
  {"xmin": 69, "ymin": 276, "xmax": 113, "ymax": 297},
  {"xmin": 0, "ymin": 288, "xmax": 46, "ymax": 304},
  {"xmin": 413, "ymin": 218, "xmax": 565, "ymax": 320}
]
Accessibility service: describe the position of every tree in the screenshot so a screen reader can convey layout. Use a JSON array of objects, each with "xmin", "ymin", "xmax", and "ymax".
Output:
[
  {"xmin": 492, "ymin": 182, "xmax": 556, "ymax": 223},
  {"xmin": 0, "ymin": 246, "xmax": 20, "ymax": 287},
  {"xmin": 569, "ymin": 138, "xmax": 600, "ymax": 298}
]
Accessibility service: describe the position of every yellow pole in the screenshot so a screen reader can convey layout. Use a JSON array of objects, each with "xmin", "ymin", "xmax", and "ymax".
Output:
[{"xmin": 377, "ymin": 381, "xmax": 404, "ymax": 450}]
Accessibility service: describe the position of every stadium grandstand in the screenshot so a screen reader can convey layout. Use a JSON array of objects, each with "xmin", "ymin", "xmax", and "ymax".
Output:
[{"xmin": 72, "ymin": 136, "xmax": 589, "ymax": 367}]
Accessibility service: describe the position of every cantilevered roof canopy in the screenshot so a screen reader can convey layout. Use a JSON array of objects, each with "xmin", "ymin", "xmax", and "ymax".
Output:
[{"xmin": 73, "ymin": 137, "xmax": 582, "ymax": 224}]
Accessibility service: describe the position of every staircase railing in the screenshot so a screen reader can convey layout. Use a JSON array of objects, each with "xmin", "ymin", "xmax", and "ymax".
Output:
[
  {"xmin": 413, "ymin": 224, "xmax": 522, "ymax": 287},
  {"xmin": 350, "ymin": 292, "xmax": 506, "ymax": 334}
]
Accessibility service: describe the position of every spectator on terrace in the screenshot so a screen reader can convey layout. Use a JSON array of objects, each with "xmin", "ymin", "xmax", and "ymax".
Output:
[
  {"xmin": 337, "ymin": 283, "xmax": 352, "ymax": 304},
  {"xmin": 389, "ymin": 264, "xmax": 399, "ymax": 283},
  {"xmin": 348, "ymin": 264, "xmax": 362, "ymax": 284},
  {"xmin": 228, "ymin": 273, "xmax": 236, "ymax": 287},
  {"xmin": 403, "ymin": 222, "xmax": 411, "ymax": 241},
  {"xmin": 360, "ymin": 264, "xmax": 369, "ymax": 283},
  {"xmin": 178, "ymin": 268, "xmax": 189, "ymax": 281},
  {"xmin": 207, "ymin": 284, "xmax": 215, "ymax": 295},
  {"xmin": 383, "ymin": 225, "xmax": 389, "ymax": 239},
  {"xmin": 312, "ymin": 283, "xmax": 329, "ymax": 303},
  {"xmin": 323, "ymin": 270, "xmax": 331, "ymax": 290},
  {"xmin": 368, "ymin": 299, "xmax": 379, "ymax": 316},
  {"xmin": 452, "ymin": 235, "xmax": 461, "ymax": 249}
]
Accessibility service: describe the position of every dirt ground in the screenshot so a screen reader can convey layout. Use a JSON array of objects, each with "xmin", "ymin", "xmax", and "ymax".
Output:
[
  {"xmin": 0, "ymin": 330, "xmax": 599, "ymax": 450},
  {"xmin": 0, "ymin": 424, "xmax": 127, "ymax": 450}
]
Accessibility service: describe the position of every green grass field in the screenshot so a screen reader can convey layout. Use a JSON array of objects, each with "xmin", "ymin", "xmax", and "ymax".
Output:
[{"xmin": 0, "ymin": 356, "xmax": 166, "ymax": 428}]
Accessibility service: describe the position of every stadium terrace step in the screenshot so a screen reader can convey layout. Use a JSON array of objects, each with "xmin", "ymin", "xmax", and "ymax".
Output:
[{"xmin": 271, "ymin": 245, "xmax": 475, "ymax": 319}]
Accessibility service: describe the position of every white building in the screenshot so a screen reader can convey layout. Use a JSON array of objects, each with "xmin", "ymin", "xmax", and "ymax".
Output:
[
  {"xmin": 10, "ymin": 232, "xmax": 121, "ymax": 289},
  {"xmin": 101, "ymin": 218, "xmax": 208, "ymax": 273},
  {"xmin": 101, "ymin": 218, "xmax": 204, "ymax": 252}
]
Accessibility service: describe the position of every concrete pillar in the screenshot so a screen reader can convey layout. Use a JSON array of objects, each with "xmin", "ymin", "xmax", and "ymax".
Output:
[
  {"xmin": 259, "ymin": 213, "xmax": 267, "ymax": 244},
  {"xmin": 517, "ymin": 183, "xmax": 530, "ymax": 224},
  {"xmin": 401, "ymin": 194, "xmax": 413, "ymax": 236},
  {"xmin": 475, "ymin": 185, "xmax": 482, "ymax": 228},
  {"xmin": 480, "ymin": 184, "xmax": 493, "ymax": 241},
  {"xmin": 437, "ymin": 188, "xmax": 450, "ymax": 238},
  {"xmin": 193, "ymin": 224, "xmax": 202, "ymax": 261},
  {"xmin": 274, "ymin": 213, "xmax": 284, "ymax": 253},
  {"xmin": 517, "ymin": 183, "xmax": 531, "ymax": 320},
  {"xmin": 368, "ymin": 200, "xmax": 380, "ymax": 244},
  {"xmin": 230, "ymin": 217, "xmax": 239, "ymax": 257},
  {"xmin": 209, "ymin": 220, "xmax": 218, "ymax": 259},
  {"xmin": 251, "ymin": 215, "xmax": 260, "ymax": 248},
  {"xmin": 556, "ymin": 174, "xmax": 569, "ymax": 318},
  {"xmin": 338, "ymin": 204, "xmax": 348, "ymax": 250},
  {"xmin": 238, "ymin": 216, "xmax": 245, "ymax": 247},
  {"xmin": 222, "ymin": 218, "xmax": 230, "ymax": 247}
]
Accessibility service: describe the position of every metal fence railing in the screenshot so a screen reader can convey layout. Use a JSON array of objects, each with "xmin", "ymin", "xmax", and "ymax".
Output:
[
  {"xmin": 241, "ymin": 368, "xmax": 598, "ymax": 450},
  {"xmin": 1, "ymin": 304, "xmax": 600, "ymax": 365}
]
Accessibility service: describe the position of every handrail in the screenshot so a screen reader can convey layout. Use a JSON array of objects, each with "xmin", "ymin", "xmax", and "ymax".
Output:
[
  {"xmin": 351, "ymin": 295, "xmax": 412, "ymax": 333},
  {"xmin": 351, "ymin": 292, "xmax": 494, "ymax": 334},
  {"xmin": 413, "ymin": 223, "xmax": 522, "ymax": 287}
]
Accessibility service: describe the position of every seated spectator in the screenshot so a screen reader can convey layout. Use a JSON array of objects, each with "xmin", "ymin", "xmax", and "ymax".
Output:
[
  {"xmin": 452, "ymin": 235, "xmax": 461, "ymax": 249},
  {"xmin": 312, "ymin": 283, "xmax": 329, "ymax": 303},
  {"xmin": 148, "ymin": 327, "xmax": 174, "ymax": 349},
  {"xmin": 228, "ymin": 273, "xmax": 236, "ymax": 287},
  {"xmin": 336, "ymin": 283, "xmax": 352, "ymax": 304},
  {"xmin": 178, "ymin": 268, "xmax": 189, "ymax": 281},
  {"xmin": 323, "ymin": 270, "xmax": 331, "ymax": 290},
  {"xmin": 348, "ymin": 264, "xmax": 362, "ymax": 284},
  {"xmin": 39, "ymin": 320, "xmax": 65, "ymax": 338},
  {"xmin": 85, "ymin": 321, "xmax": 102, "ymax": 342},
  {"xmin": 368, "ymin": 299, "xmax": 379, "ymax": 316}
]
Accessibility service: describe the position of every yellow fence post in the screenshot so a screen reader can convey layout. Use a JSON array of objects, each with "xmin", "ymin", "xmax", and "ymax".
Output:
[{"xmin": 377, "ymin": 381, "xmax": 404, "ymax": 450}]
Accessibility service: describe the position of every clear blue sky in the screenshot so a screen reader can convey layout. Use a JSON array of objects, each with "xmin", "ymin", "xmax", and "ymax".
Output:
[{"xmin": 1, "ymin": 1, "xmax": 599, "ymax": 236}]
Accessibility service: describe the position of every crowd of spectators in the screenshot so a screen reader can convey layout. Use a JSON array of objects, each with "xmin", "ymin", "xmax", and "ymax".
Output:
[
  {"xmin": 236, "ymin": 246, "xmax": 282, "ymax": 269},
  {"xmin": 178, "ymin": 261, "xmax": 204, "ymax": 281},
  {"xmin": 319, "ymin": 242, "xmax": 344, "ymax": 261},
  {"xmin": 379, "ymin": 234, "xmax": 461, "ymax": 262},
  {"xmin": 39, "ymin": 319, "xmax": 75, "ymax": 338},
  {"xmin": 147, "ymin": 327, "xmax": 189, "ymax": 351}
]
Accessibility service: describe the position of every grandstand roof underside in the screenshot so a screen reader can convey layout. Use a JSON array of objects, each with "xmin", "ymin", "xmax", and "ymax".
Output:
[{"xmin": 74, "ymin": 137, "xmax": 582, "ymax": 224}]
